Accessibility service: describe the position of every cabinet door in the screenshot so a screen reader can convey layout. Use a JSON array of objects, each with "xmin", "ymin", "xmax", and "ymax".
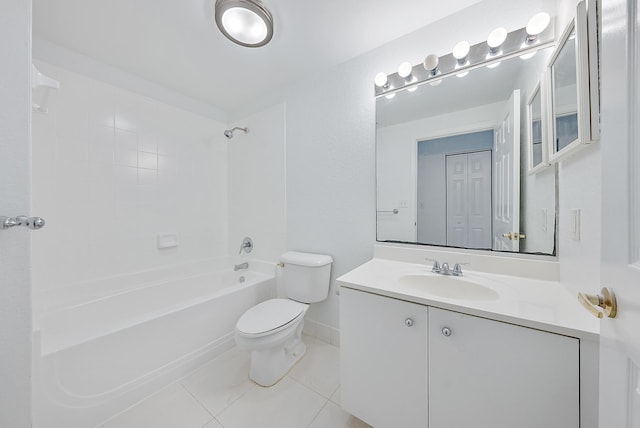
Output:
[
  {"xmin": 428, "ymin": 307, "xmax": 579, "ymax": 428},
  {"xmin": 340, "ymin": 288, "xmax": 428, "ymax": 428}
]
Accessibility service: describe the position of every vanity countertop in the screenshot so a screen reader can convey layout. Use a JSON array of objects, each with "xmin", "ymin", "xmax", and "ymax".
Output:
[{"xmin": 337, "ymin": 258, "xmax": 599, "ymax": 341}]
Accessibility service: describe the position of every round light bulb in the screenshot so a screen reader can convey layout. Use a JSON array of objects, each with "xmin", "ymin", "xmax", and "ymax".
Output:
[
  {"xmin": 398, "ymin": 62, "xmax": 412, "ymax": 78},
  {"xmin": 423, "ymin": 54, "xmax": 439, "ymax": 72},
  {"xmin": 374, "ymin": 72, "xmax": 388, "ymax": 87},
  {"xmin": 221, "ymin": 7, "xmax": 268, "ymax": 45},
  {"xmin": 452, "ymin": 41, "xmax": 470, "ymax": 60},
  {"xmin": 526, "ymin": 12, "xmax": 551, "ymax": 36},
  {"xmin": 487, "ymin": 27, "xmax": 507, "ymax": 49}
]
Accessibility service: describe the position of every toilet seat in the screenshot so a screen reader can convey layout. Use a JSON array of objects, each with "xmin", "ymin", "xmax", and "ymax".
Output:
[{"xmin": 236, "ymin": 299, "xmax": 307, "ymax": 338}]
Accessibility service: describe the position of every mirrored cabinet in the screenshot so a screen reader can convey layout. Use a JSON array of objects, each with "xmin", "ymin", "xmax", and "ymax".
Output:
[{"xmin": 547, "ymin": 0, "xmax": 599, "ymax": 162}]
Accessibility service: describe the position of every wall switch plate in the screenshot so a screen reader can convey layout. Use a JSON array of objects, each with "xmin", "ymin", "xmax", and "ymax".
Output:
[
  {"xmin": 570, "ymin": 209, "xmax": 581, "ymax": 241},
  {"xmin": 157, "ymin": 233, "xmax": 178, "ymax": 249}
]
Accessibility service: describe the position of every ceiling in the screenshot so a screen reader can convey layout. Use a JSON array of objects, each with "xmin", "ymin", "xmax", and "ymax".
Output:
[{"xmin": 32, "ymin": 0, "xmax": 481, "ymax": 115}]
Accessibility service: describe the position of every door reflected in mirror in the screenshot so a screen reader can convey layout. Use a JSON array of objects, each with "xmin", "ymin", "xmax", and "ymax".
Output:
[
  {"xmin": 376, "ymin": 46, "xmax": 556, "ymax": 255},
  {"xmin": 551, "ymin": 29, "xmax": 579, "ymax": 152},
  {"xmin": 528, "ymin": 85, "xmax": 545, "ymax": 169}
]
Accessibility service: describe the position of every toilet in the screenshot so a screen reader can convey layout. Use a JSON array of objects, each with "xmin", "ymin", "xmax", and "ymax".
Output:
[{"xmin": 234, "ymin": 251, "xmax": 333, "ymax": 387}]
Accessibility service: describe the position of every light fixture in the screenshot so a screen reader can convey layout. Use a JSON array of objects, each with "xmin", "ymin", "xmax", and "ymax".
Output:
[
  {"xmin": 487, "ymin": 27, "xmax": 507, "ymax": 54},
  {"xmin": 375, "ymin": 72, "xmax": 389, "ymax": 89},
  {"xmin": 452, "ymin": 41, "xmax": 470, "ymax": 66},
  {"xmin": 215, "ymin": 0, "xmax": 274, "ymax": 47},
  {"xmin": 398, "ymin": 62, "xmax": 413, "ymax": 81},
  {"xmin": 526, "ymin": 12, "xmax": 551, "ymax": 43},
  {"xmin": 423, "ymin": 54, "xmax": 439, "ymax": 76},
  {"xmin": 373, "ymin": 16, "xmax": 553, "ymax": 97}
]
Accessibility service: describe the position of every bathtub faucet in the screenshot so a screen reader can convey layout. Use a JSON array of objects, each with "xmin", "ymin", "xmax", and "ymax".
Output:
[
  {"xmin": 239, "ymin": 237, "xmax": 253, "ymax": 254},
  {"xmin": 234, "ymin": 262, "xmax": 249, "ymax": 271}
]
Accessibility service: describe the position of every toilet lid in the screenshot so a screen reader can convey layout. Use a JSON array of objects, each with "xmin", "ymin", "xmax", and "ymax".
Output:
[{"xmin": 236, "ymin": 299, "xmax": 307, "ymax": 335}]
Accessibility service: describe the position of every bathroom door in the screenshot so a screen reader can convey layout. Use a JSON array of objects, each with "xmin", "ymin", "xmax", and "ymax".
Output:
[
  {"xmin": 598, "ymin": 0, "xmax": 640, "ymax": 426},
  {"xmin": 492, "ymin": 90, "xmax": 520, "ymax": 252}
]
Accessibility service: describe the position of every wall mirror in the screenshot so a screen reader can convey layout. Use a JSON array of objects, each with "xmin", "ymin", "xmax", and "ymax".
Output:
[
  {"xmin": 547, "ymin": 0, "xmax": 599, "ymax": 162},
  {"xmin": 376, "ymin": 45, "xmax": 557, "ymax": 255},
  {"xmin": 527, "ymin": 82, "xmax": 548, "ymax": 173}
]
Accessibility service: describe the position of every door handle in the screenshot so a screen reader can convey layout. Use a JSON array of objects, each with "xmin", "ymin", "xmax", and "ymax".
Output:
[
  {"xmin": 1, "ymin": 216, "xmax": 46, "ymax": 230},
  {"xmin": 502, "ymin": 232, "xmax": 526, "ymax": 240},
  {"xmin": 578, "ymin": 287, "xmax": 617, "ymax": 319}
]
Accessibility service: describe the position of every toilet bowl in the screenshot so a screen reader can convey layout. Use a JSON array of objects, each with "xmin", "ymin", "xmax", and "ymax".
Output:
[
  {"xmin": 234, "ymin": 251, "xmax": 333, "ymax": 387},
  {"xmin": 235, "ymin": 299, "xmax": 309, "ymax": 386}
]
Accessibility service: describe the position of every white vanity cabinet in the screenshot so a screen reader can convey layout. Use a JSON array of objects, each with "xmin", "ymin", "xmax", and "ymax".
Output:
[
  {"xmin": 340, "ymin": 288, "xmax": 428, "ymax": 428},
  {"xmin": 341, "ymin": 288, "xmax": 580, "ymax": 428},
  {"xmin": 428, "ymin": 307, "xmax": 579, "ymax": 428}
]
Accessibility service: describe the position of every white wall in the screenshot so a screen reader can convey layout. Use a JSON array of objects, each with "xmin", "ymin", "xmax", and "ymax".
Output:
[
  {"xmin": 554, "ymin": 0, "xmax": 602, "ymax": 296},
  {"xmin": 31, "ymin": 62, "xmax": 229, "ymax": 308},
  {"xmin": 0, "ymin": 1, "xmax": 32, "ymax": 426},
  {"xmin": 228, "ymin": 103, "xmax": 286, "ymax": 264},
  {"xmin": 276, "ymin": 0, "xmax": 557, "ymax": 330}
]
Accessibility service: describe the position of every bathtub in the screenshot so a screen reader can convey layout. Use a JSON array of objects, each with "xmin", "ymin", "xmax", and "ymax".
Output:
[{"xmin": 32, "ymin": 265, "xmax": 275, "ymax": 428}]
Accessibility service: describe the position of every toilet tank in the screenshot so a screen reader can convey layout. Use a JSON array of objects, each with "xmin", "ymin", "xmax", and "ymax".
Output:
[{"xmin": 280, "ymin": 251, "xmax": 333, "ymax": 303}]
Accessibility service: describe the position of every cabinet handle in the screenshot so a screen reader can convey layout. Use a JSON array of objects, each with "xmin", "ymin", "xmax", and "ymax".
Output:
[
  {"xmin": 442, "ymin": 327, "xmax": 452, "ymax": 337},
  {"xmin": 405, "ymin": 318, "xmax": 414, "ymax": 327}
]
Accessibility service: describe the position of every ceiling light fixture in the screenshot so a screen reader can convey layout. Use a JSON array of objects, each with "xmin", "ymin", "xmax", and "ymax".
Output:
[
  {"xmin": 215, "ymin": 0, "xmax": 274, "ymax": 47},
  {"xmin": 525, "ymin": 12, "xmax": 551, "ymax": 44}
]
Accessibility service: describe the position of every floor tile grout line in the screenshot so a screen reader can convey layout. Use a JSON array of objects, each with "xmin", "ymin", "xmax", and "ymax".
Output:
[
  {"xmin": 181, "ymin": 371, "xmax": 259, "ymax": 420},
  {"xmin": 179, "ymin": 381, "xmax": 216, "ymax": 420},
  {"xmin": 306, "ymin": 398, "xmax": 331, "ymax": 428}
]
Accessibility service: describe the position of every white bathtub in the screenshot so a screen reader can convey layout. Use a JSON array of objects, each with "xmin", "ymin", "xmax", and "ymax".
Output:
[{"xmin": 33, "ymin": 266, "xmax": 275, "ymax": 428}]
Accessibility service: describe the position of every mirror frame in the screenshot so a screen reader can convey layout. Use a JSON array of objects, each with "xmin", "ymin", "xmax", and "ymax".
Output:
[
  {"xmin": 526, "ymin": 81, "xmax": 550, "ymax": 174},
  {"xmin": 547, "ymin": 0, "xmax": 597, "ymax": 163}
]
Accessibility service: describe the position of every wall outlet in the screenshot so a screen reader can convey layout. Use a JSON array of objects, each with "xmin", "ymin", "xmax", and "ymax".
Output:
[{"xmin": 570, "ymin": 209, "xmax": 581, "ymax": 241}]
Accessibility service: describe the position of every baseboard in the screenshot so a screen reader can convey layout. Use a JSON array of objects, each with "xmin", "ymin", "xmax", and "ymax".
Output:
[{"xmin": 303, "ymin": 319, "xmax": 340, "ymax": 347}]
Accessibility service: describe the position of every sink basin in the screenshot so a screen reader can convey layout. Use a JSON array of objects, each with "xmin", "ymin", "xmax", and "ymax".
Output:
[{"xmin": 398, "ymin": 274, "xmax": 499, "ymax": 301}]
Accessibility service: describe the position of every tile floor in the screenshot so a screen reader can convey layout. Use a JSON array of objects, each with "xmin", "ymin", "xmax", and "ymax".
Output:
[{"xmin": 100, "ymin": 337, "xmax": 372, "ymax": 428}]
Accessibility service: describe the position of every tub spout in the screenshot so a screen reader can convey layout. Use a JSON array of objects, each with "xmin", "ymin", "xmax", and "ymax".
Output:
[{"xmin": 234, "ymin": 262, "xmax": 249, "ymax": 271}]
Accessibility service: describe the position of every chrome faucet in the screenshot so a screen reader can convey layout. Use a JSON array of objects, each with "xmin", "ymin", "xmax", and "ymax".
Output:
[
  {"xmin": 238, "ymin": 237, "xmax": 253, "ymax": 254},
  {"xmin": 428, "ymin": 259, "xmax": 465, "ymax": 277},
  {"xmin": 234, "ymin": 262, "xmax": 249, "ymax": 271}
]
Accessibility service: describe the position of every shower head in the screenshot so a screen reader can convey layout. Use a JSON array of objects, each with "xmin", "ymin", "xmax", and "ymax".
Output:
[{"xmin": 224, "ymin": 127, "xmax": 249, "ymax": 139}]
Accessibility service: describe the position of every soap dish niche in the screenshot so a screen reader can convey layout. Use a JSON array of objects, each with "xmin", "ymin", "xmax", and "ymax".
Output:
[{"xmin": 32, "ymin": 64, "xmax": 60, "ymax": 114}]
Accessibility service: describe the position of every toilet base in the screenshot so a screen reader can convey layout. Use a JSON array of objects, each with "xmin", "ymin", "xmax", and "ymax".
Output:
[{"xmin": 248, "ymin": 325, "xmax": 306, "ymax": 387}]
